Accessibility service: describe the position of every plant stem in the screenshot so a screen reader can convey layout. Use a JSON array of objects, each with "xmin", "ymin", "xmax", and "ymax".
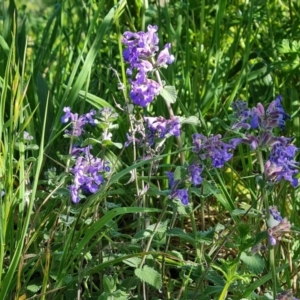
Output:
[{"xmin": 257, "ymin": 150, "xmax": 277, "ymax": 299}]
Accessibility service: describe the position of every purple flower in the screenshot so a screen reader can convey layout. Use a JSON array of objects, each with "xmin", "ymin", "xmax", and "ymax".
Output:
[
  {"xmin": 69, "ymin": 146, "xmax": 109, "ymax": 203},
  {"xmin": 122, "ymin": 25, "xmax": 175, "ymax": 107},
  {"xmin": 171, "ymin": 189, "xmax": 189, "ymax": 205},
  {"xmin": 166, "ymin": 171, "xmax": 177, "ymax": 189},
  {"xmin": 129, "ymin": 77, "xmax": 161, "ymax": 107},
  {"xmin": 61, "ymin": 107, "xmax": 96, "ymax": 137},
  {"xmin": 231, "ymin": 96, "xmax": 290, "ymax": 131},
  {"xmin": 192, "ymin": 134, "xmax": 236, "ymax": 168},
  {"xmin": 268, "ymin": 217, "xmax": 291, "ymax": 246},
  {"xmin": 122, "ymin": 25, "xmax": 159, "ymax": 61},
  {"xmin": 269, "ymin": 206, "xmax": 283, "ymax": 223},
  {"xmin": 265, "ymin": 142, "xmax": 299, "ymax": 187},
  {"xmin": 231, "ymin": 100, "xmax": 253, "ymax": 130},
  {"xmin": 156, "ymin": 43, "xmax": 175, "ymax": 68},
  {"xmin": 165, "ymin": 172, "xmax": 189, "ymax": 205},
  {"xmin": 145, "ymin": 116, "xmax": 181, "ymax": 143},
  {"xmin": 188, "ymin": 163, "xmax": 203, "ymax": 186}
]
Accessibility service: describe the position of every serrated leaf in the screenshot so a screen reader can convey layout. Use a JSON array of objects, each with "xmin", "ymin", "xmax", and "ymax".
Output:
[
  {"xmin": 159, "ymin": 85, "xmax": 177, "ymax": 104},
  {"xmin": 174, "ymin": 166, "xmax": 185, "ymax": 181},
  {"xmin": 103, "ymin": 275, "xmax": 116, "ymax": 293},
  {"xmin": 167, "ymin": 228, "xmax": 195, "ymax": 244},
  {"xmin": 132, "ymin": 220, "xmax": 168, "ymax": 243},
  {"xmin": 134, "ymin": 266, "xmax": 162, "ymax": 289},
  {"xmin": 123, "ymin": 257, "xmax": 142, "ymax": 268},
  {"xmin": 181, "ymin": 116, "xmax": 200, "ymax": 126},
  {"xmin": 240, "ymin": 252, "xmax": 265, "ymax": 274}
]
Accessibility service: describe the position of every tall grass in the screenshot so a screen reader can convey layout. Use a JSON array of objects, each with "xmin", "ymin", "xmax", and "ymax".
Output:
[{"xmin": 0, "ymin": 0, "xmax": 299, "ymax": 299}]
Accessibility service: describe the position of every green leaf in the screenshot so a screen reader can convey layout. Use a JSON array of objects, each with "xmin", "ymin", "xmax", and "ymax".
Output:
[
  {"xmin": 103, "ymin": 275, "xmax": 117, "ymax": 293},
  {"xmin": 134, "ymin": 266, "xmax": 162, "ymax": 290},
  {"xmin": 132, "ymin": 220, "xmax": 168, "ymax": 243},
  {"xmin": 123, "ymin": 257, "xmax": 142, "ymax": 268},
  {"xmin": 240, "ymin": 252, "xmax": 265, "ymax": 274},
  {"xmin": 159, "ymin": 85, "xmax": 177, "ymax": 104},
  {"xmin": 167, "ymin": 228, "xmax": 195, "ymax": 244},
  {"xmin": 180, "ymin": 116, "xmax": 200, "ymax": 126}
]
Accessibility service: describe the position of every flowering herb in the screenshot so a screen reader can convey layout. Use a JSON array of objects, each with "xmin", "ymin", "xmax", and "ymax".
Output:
[
  {"xmin": 69, "ymin": 145, "xmax": 110, "ymax": 203},
  {"xmin": 265, "ymin": 142, "xmax": 299, "ymax": 187},
  {"xmin": 61, "ymin": 107, "xmax": 96, "ymax": 137},
  {"xmin": 144, "ymin": 116, "xmax": 180, "ymax": 146},
  {"xmin": 192, "ymin": 133, "xmax": 236, "ymax": 168},
  {"xmin": 122, "ymin": 25, "xmax": 175, "ymax": 107}
]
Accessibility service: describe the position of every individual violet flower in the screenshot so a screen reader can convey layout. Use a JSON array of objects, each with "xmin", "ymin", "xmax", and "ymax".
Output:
[
  {"xmin": 268, "ymin": 218, "xmax": 291, "ymax": 246},
  {"xmin": 192, "ymin": 134, "xmax": 236, "ymax": 168},
  {"xmin": 156, "ymin": 43, "xmax": 175, "ymax": 68},
  {"xmin": 165, "ymin": 172, "xmax": 189, "ymax": 205}
]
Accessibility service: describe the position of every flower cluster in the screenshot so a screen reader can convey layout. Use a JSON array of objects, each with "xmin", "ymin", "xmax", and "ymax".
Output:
[
  {"xmin": 125, "ymin": 115, "xmax": 181, "ymax": 149},
  {"xmin": 231, "ymin": 96, "xmax": 299, "ymax": 187},
  {"xmin": 69, "ymin": 145, "xmax": 110, "ymax": 203},
  {"xmin": 61, "ymin": 107, "xmax": 96, "ymax": 137},
  {"xmin": 166, "ymin": 171, "xmax": 189, "ymax": 205},
  {"xmin": 265, "ymin": 142, "xmax": 298, "ymax": 187},
  {"xmin": 267, "ymin": 206, "xmax": 291, "ymax": 246},
  {"xmin": 122, "ymin": 25, "xmax": 175, "ymax": 107},
  {"xmin": 231, "ymin": 96, "xmax": 290, "ymax": 131},
  {"xmin": 144, "ymin": 116, "xmax": 180, "ymax": 146},
  {"xmin": 166, "ymin": 163, "xmax": 203, "ymax": 205},
  {"xmin": 192, "ymin": 134, "xmax": 236, "ymax": 168}
]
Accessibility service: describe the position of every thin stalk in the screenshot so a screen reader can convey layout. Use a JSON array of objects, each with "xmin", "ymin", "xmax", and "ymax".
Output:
[
  {"xmin": 257, "ymin": 150, "xmax": 277, "ymax": 299},
  {"xmin": 152, "ymin": 60, "xmax": 185, "ymax": 165},
  {"xmin": 140, "ymin": 203, "xmax": 168, "ymax": 267}
]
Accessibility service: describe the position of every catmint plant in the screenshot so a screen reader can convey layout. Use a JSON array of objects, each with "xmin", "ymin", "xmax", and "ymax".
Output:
[
  {"xmin": 69, "ymin": 145, "xmax": 110, "ymax": 203},
  {"xmin": 122, "ymin": 25, "xmax": 175, "ymax": 107},
  {"xmin": 267, "ymin": 206, "xmax": 291, "ymax": 246},
  {"xmin": 61, "ymin": 107, "xmax": 96, "ymax": 137},
  {"xmin": 61, "ymin": 107, "xmax": 117, "ymax": 203},
  {"xmin": 230, "ymin": 96, "xmax": 299, "ymax": 187}
]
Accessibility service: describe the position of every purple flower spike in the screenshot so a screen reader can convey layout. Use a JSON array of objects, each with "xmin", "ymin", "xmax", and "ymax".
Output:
[
  {"xmin": 145, "ymin": 116, "xmax": 181, "ymax": 143},
  {"xmin": 265, "ymin": 142, "xmax": 299, "ymax": 187},
  {"xmin": 122, "ymin": 25, "xmax": 175, "ymax": 107},
  {"xmin": 188, "ymin": 163, "xmax": 204, "ymax": 186},
  {"xmin": 61, "ymin": 107, "xmax": 96, "ymax": 137},
  {"xmin": 69, "ymin": 146, "xmax": 110, "ymax": 203},
  {"xmin": 192, "ymin": 134, "xmax": 236, "ymax": 168},
  {"xmin": 171, "ymin": 189, "xmax": 189, "ymax": 205},
  {"xmin": 129, "ymin": 78, "xmax": 161, "ymax": 107}
]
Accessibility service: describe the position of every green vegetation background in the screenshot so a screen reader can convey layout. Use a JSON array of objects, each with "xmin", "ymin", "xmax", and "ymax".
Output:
[{"xmin": 0, "ymin": 0, "xmax": 300, "ymax": 299}]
